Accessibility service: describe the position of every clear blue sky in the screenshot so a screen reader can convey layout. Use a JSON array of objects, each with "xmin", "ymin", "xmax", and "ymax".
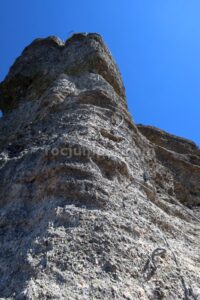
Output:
[{"xmin": 0, "ymin": 0, "xmax": 200, "ymax": 145}]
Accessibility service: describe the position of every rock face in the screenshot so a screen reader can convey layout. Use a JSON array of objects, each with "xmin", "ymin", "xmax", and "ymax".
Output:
[
  {"xmin": 0, "ymin": 33, "xmax": 199, "ymax": 300},
  {"xmin": 137, "ymin": 125, "xmax": 200, "ymax": 207}
]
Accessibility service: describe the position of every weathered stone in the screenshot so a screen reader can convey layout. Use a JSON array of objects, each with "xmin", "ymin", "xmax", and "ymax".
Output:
[
  {"xmin": 0, "ymin": 33, "xmax": 199, "ymax": 299},
  {"xmin": 138, "ymin": 125, "xmax": 200, "ymax": 206}
]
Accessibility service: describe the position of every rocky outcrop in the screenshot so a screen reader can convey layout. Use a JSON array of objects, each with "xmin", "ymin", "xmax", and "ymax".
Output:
[
  {"xmin": 0, "ymin": 34, "xmax": 125, "ymax": 114},
  {"xmin": 0, "ymin": 33, "xmax": 199, "ymax": 300},
  {"xmin": 138, "ymin": 125, "xmax": 200, "ymax": 206}
]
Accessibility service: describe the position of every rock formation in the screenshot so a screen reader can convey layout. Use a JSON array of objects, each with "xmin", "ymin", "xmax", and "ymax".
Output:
[
  {"xmin": 0, "ymin": 33, "xmax": 199, "ymax": 300},
  {"xmin": 138, "ymin": 125, "xmax": 200, "ymax": 207}
]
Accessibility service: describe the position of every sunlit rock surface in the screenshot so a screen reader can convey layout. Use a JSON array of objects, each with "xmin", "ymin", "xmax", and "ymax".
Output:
[{"xmin": 0, "ymin": 33, "xmax": 199, "ymax": 300}]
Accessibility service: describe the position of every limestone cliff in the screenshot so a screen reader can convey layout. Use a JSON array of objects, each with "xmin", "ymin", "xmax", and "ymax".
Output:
[
  {"xmin": 137, "ymin": 125, "xmax": 200, "ymax": 207},
  {"xmin": 0, "ymin": 33, "xmax": 199, "ymax": 300}
]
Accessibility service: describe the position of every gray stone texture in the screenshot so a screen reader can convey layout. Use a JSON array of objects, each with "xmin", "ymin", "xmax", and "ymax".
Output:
[{"xmin": 0, "ymin": 33, "xmax": 199, "ymax": 299}]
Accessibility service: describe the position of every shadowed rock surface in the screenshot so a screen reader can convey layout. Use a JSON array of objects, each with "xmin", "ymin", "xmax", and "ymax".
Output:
[
  {"xmin": 137, "ymin": 125, "xmax": 200, "ymax": 207},
  {"xmin": 0, "ymin": 33, "xmax": 199, "ymax": 300}
]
